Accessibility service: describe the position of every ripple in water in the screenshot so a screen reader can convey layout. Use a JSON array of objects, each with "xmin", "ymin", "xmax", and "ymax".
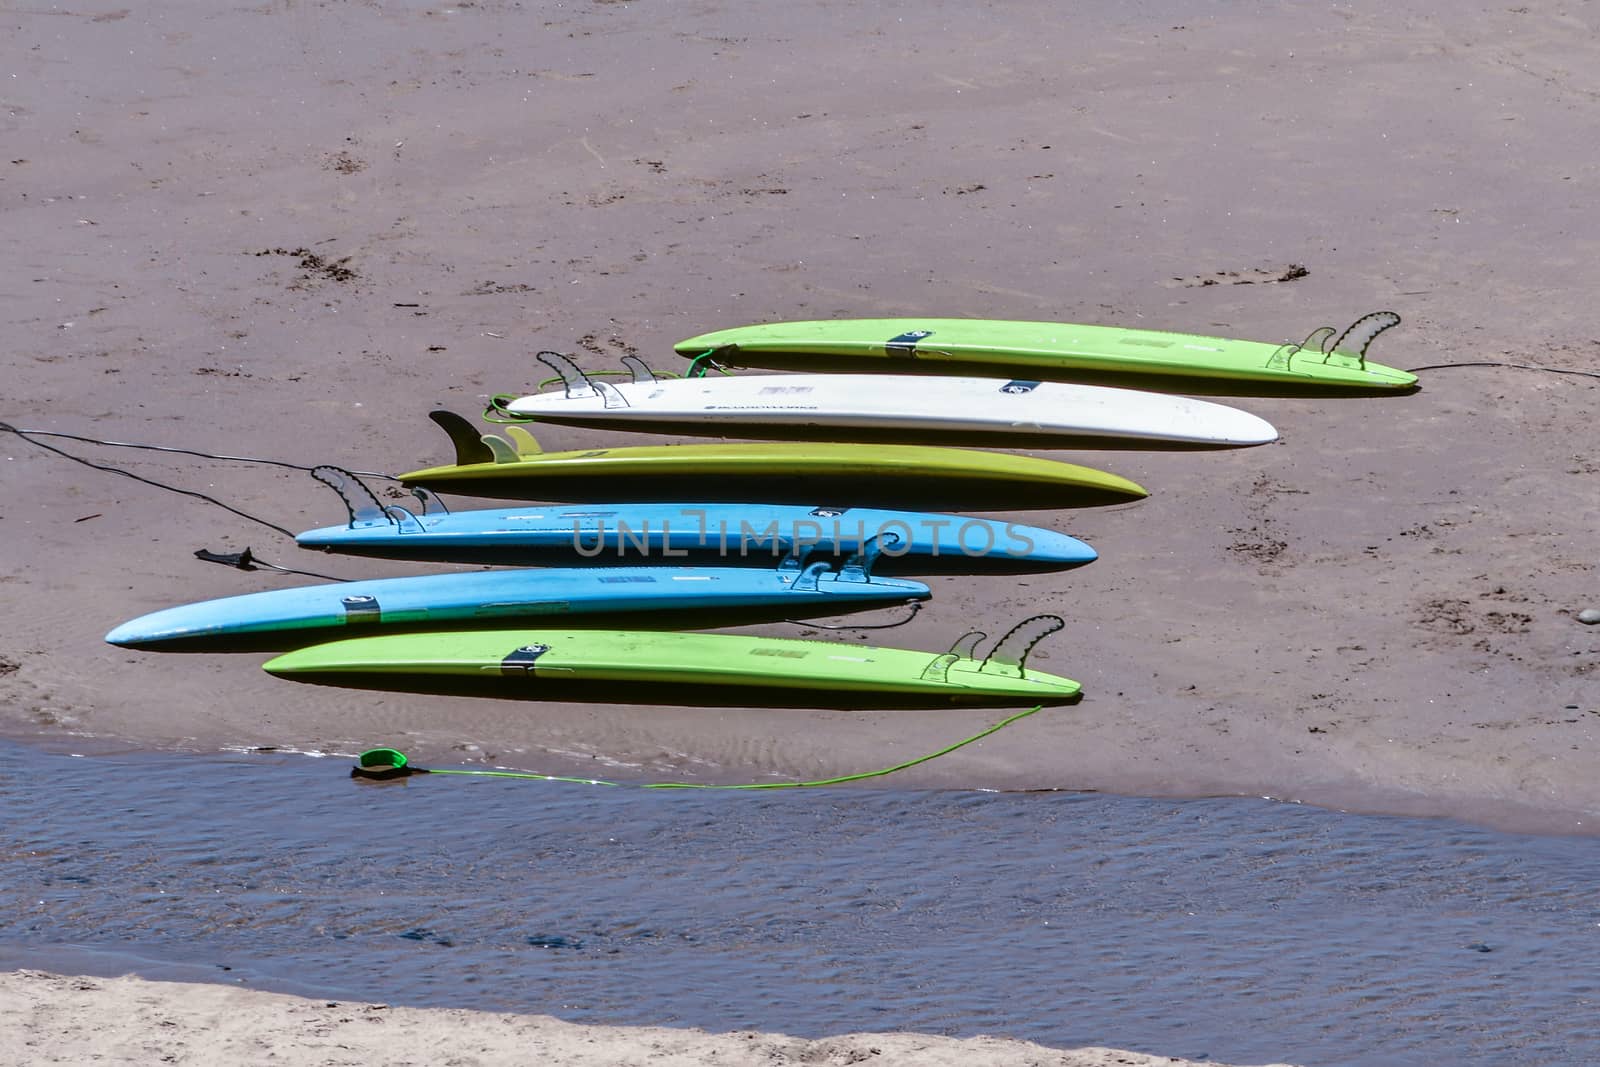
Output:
[{"xmin": 2, "ymin": 740, "xmax": 1596, "ymax": 1066}]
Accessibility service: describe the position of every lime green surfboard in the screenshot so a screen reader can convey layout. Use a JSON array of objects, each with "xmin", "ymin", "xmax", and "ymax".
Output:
[
  {"xmin": 397, "ymin": 411, "xmax": 1147, "ymax": 508},
  {"xmin": 675, "ymin": 312, "xmax": 1416, "ymax": 394},
  {"xmin": 263, "ymin": 615, "xmax": 1081, "ymax": 705}
]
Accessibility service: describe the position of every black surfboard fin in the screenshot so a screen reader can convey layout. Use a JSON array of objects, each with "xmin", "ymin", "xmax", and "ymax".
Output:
[{"xmin": 429, "ymin": 410, "xmax": 495, "ymax": 466}]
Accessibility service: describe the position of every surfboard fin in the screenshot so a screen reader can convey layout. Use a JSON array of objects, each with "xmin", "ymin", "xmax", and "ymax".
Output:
[
  {"xmin": 410, "ymin": 486, "xmax": 449, "ymax": 516},
  {"xmin": 790, "ymin": 560, "xmax": 830, "ymax": 591},
  {"xmin": 311, "ymin": 465, "xmax": 391, "ymax": 528},
  {"xmin": 979, "ymin": 614, "xmax": 1065, "ymax": 678},
  {"xmin": 838, "ymin": 531, "xmax": 903, "ymax": 582},
  {"xmin": 621, "ymin": 355, "xmax": 657, "ymax": 384},
  {"xmin": 1301, "ymin": 326, "xmax": 1337, "ymax": 354},
  {"xmin": 503, "ymin": 425, "xmax": 543, "ymax": 457},
  {"xmin": 1265, "ymin": 312, "xmax": 1399, "ymax": 373},
  {"xmin": 429, "ymin": 410, "xmax": 496, "ymax": 466},
  {"xmin": 919, "ymin": 653, "xmax": 961, "ymax": 683},
  {"xmin": 1326, "ymin": 310, "xmax": 1401, "ymax": 366},
  {"xmin": 482, "ymin": 434, "xmax": 520, "ymax": 463},
  {"xmin": 537, "ymin": 351, "xmax": 599, "ymax": 399},
  {"xmin": 921, "ymin": 629, "xmax": 987, "ymax": 682}
]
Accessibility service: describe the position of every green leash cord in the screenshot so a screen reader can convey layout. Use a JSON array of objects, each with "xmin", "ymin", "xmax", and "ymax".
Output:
[
  {"xmin": 683, "ymin": 349, "xmax": 732, "ymax": 379},
  {"xmin": 352, "ymin": 705, "xmax": 1042, "ymax": 788}
]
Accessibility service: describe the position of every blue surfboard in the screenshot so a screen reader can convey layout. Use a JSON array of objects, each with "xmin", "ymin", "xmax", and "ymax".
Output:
[
  {"xmin": 106, "ymin": 549, "xmax": 928, "ymax": 649},
  {"xmin": 294, "ymin": 467, "xmax": 1096, "ymax": 568}
]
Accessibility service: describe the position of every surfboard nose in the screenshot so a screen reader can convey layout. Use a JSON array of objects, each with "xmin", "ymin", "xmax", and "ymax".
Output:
[
  {"xmin": 1228, "ymin": 408, "xmax": 1280, "ymax": 446},
  {"xmin": 105, "ymin": 607, "xmax": 194, "ymax": 647},
  {"xmin": 1019, "ymin": 530, "xmax": 1098, "ymax": 565}
]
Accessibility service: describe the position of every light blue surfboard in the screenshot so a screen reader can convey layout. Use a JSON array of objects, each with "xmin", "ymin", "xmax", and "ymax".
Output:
[
  {"xmin": 294, "ymin": 467, "xmax": 1096, "ymax": 568},
  {"xmin": 106, "ymin": 550, "xmax": 927, "ymax": 649}
]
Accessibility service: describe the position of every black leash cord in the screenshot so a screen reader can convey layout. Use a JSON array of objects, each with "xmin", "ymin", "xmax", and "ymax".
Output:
[
  {"xmin": 0, "ymin": 423, "xmax": 395, "ymax": 477},
  {"xmin": 1409, "ymin": 361, "xmax": 1600, "ymax": 381},
  {"xmin": 783, "ymin": 600, "xmax": 924, "ymax": 631},
  {"xmin": 2, "ymin": 422, "xmax": 300, "ymax": 538}
]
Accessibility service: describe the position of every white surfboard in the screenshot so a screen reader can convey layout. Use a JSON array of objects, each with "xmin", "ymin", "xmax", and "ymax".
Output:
[{"xmin": 501, "ymin": 352, "xmax": 1279, "ymax": 448}]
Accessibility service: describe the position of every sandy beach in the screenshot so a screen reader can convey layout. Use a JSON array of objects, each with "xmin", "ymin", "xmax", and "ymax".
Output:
[
  {"xmin": 0, "ymin": 970, "xmax": 1295, "ymax": 1067},
  {"xmin": 1, "ymin": 0, "xmax": 1596, "ymax": 1061}
]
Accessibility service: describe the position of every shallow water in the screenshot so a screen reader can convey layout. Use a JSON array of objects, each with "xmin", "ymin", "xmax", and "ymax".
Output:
[{"xmin": 2, "ymin": 739, "xmax": 1596, "ymax": 1067}]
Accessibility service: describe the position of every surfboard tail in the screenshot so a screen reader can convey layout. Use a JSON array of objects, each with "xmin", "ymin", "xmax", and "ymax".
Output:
[
  {"xmin": 1270, "ymin": 311, "xmax": 1402, "ymax": 374},
  {"xmin": 978, "ymin": 614, "xmax": 1066, "ymax": 679},
  {"xmin": 428, "ymin": 409, "xmax": 543, "ymax": 467}
]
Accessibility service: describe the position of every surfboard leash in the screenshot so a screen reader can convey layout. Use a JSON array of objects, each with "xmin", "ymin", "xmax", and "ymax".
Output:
[
  {"xmin": 0, "ymin": 423, "xmax": 392, "ymax": 552},
  {"xmin": 782, "ymin": 599, "xmax": 925, "ymax": 631},
  {"xmin": 0, "ymin": 422, "xmax": 308, "ymax": 539},
  {"xmin": 350, "ymin": 704, "xmax": 1043, "ymax": 788},
  {"xmin": 192, "ymin": 546, "xmax": 352, "ymax": 582},
  {"xmin": 0, "ymin": 423, "xmax": 394, "ymax": 477},
  {"xmin": 682, "ymin": 350, "xmax": 735, "ymax": 379},
  {"xmin": 1407, "ymin": 361, "xmax": 1600, "ymax": 381}
]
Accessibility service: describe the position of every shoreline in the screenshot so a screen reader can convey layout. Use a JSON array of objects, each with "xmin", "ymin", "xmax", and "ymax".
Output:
[
  {"xmin": 3, "ymin": 723, "xmax": 1596, "ymax": 839},
  {"xmin": 0, "ymin": 969, "xmax": 1297, "ymax": 1067}
]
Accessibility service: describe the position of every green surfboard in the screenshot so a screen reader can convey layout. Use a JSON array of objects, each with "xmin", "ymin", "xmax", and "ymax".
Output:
[
  {"xmin": 397, "ymin": 411, "xmax": 1147, "ymax": 508},
  {"xmin": 675, "ymin": 312, "xmax": 1416, "ymax": 394},
  {"xmin": 263, "ymin": 615, "xmax": 1081, "ymax": 705}
]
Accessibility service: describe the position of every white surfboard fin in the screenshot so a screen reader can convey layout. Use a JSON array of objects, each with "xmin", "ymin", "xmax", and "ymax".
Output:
[
  {"xmin": 621, "ymin": 355, "xmax": 657, "ymax": 384},
  {"xmin": 979, "ymin": 614, "xmax": 1065, "ymax": 678}
]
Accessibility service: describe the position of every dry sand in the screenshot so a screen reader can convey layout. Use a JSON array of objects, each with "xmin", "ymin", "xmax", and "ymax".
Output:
[
  {"xmin": 0, "ymin": 969, "xmax": 1296, "ymax": 1067},
  {"xmin": 0, "ymin": 0, "xmax": 1596, "ymax": 1060}
]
